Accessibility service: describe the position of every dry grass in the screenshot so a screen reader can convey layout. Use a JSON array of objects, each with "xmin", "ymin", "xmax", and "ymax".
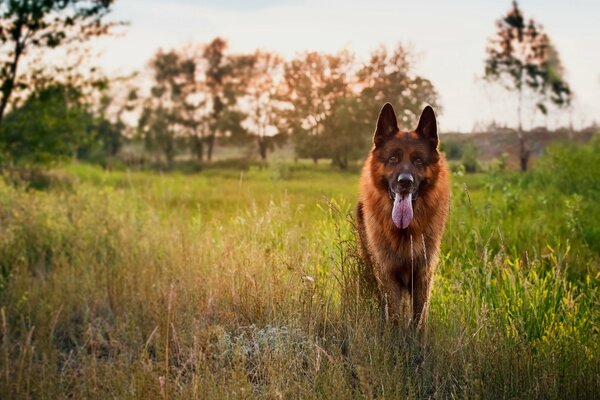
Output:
[{"xmin": 0, "ymin": 153, "xmax": 598, "ymax": 399}]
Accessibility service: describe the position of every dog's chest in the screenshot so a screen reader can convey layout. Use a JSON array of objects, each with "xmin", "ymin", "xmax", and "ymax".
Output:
[{"xmin": 365, "ymin": 213, "xmax": 428, "ymax": 273}]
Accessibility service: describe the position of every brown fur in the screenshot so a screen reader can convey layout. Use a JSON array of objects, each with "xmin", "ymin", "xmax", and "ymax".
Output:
[{"xmin": 356, "ymin": 104, "xmax": 450, "ymax": 328}]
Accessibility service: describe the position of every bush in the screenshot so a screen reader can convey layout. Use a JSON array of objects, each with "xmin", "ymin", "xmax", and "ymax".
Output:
[
  {"xmin": 532, "ymin": 138, "xmax": 600, "ymax": 252},
  {"xmin": 440, "ymin": 139, "xmax": 463, "ymax": 160},
  {"xmin": 0, "ymin": 84, "xmax": 92, "ymax": 166},
  {"xmin": 461, "ymin": 143, "xmax": 480, "ymax": 173}
]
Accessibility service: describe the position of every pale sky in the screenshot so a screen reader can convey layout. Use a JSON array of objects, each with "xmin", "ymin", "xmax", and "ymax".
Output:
[{"xmin": 94, "ymin": 0, "xmax": 600, "ymax": 132}]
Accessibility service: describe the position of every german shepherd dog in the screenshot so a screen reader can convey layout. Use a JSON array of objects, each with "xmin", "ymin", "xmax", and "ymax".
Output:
[{"xmin": 356, "ymin": 103, "xmax": 450, "ymax": 328}]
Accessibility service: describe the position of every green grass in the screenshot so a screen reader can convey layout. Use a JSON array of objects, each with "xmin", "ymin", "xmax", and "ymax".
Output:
[{"xmin": 0, "ymin": 144, "xmax": 598, "ymax": 399}]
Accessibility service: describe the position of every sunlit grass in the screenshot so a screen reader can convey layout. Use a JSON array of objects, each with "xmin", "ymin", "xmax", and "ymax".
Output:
[{"xmin": 0, "ymin": 145, "xmax": 598, "ymax": 398}]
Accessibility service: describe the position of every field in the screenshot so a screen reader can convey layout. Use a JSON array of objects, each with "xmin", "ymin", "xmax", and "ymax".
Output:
[{"xmin": 0, "ymin": 142, "xmax": 599, "ymax": 399}]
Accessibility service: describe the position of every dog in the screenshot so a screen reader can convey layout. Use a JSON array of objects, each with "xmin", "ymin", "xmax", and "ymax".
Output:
[{"xmin": 356, "ymin": 103, "xmax": 450, "ymax": 328}]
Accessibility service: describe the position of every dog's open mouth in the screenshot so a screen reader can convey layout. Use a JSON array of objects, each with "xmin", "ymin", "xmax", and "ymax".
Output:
[
  {"xmin": 388, "ymin": 188, "xmax": 418, "ymax": 202},
  {"xmin": 388, "ymin": 188, "xmax": 417, "ymax": 230}
]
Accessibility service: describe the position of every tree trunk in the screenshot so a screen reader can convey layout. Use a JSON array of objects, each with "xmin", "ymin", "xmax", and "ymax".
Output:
[
  {"xmin": 332, "ymin": 156, "xmax": 348, "ymax": 170},
  {"xmin": 517, "ymin": 74, "xmax": 528, "ymax": 172},
  {"xmin": 165, "ymin": 135, "xmax": 175, "ymax": 168},
  {"xmin": 206, "ymin": 134, "xmax": 215, "ymax": 162},
  {"xmin": 165, "ymin": 148, "xmax": 174, "ymax": 168},
  {"xmin": 0, "ymin": 33, "xmax": 24, "ymax": 125},
  {"xmin": 192, "ymin": 135, "xmax": 203, "ymax": 162},
  {"xmin": 258, "ymin": 137, "xmax": 268, "ymax": 161},
  {"xmin": 340, "ymin": 156, "xmax": 348, "ymax": 170},
  {"xmin": 519, "ymin": 134, "xmax": 529, "ymax": 172}
]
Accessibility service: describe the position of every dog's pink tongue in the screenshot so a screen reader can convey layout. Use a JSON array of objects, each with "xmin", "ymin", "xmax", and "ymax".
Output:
[{"xmin": 392, "ymin": 193, "xmax": 413, "ymax": 229}]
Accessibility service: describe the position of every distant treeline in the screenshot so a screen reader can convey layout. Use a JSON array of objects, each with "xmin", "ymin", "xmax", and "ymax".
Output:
[
  {"xmin": 0, "ymin": 37, "xmax": 441, "ymax": 170},
  {"xmin": 0, "ymin": 1, "xmax": 585, "ymax": 173}
]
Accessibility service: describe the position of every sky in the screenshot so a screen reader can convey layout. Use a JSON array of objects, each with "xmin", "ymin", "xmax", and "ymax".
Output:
[{"xmin": 94, "ymin": 0, "xmax": 600, "ymax": 132}]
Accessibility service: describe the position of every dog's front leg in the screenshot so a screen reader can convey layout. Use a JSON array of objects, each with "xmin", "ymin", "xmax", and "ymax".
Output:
[
  {"xmin": 378, "ymin": 271, "xmax": 411, "ymax": 327},
  {"xmin": 410, "ymin": 271, "xmax": 433, "ymax": 330}
]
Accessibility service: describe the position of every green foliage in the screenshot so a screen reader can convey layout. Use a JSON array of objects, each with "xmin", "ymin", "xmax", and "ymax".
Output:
[
  {"xmin": 139, "ymin": 50, "xmax": 198, "ymax": 167},
  {"xmin": 532, "ymin": 138, "xmax": 600, "ymax": 252},
  {"xmin": 281, "ymin": 44, "xmax": 439, "ymax": 168},
  {"xmin": 278, "ymin": 50, "xmax": 354, "ymax": 165},
  {"xmin": 0, "ymin": 0, "xmax": 117, "ymax": 124},
  {"xmin": 358, "ymin": 44, "xmax": 440, "ymax": 127},
  {"xmin": 202, "ymin": 38, "xmax": 249, "ymax": 161},
  {"xmin": 439, "ymin": 141, "xmax": 480, "ymax": 174},
  {"xmin": 440, "ymin": 139, "xmax": 463, "ymax": 160},
  {"xmin": 461, "ymin": 142, "xmax": 480, "ymax": 173},
  {"xmin": 322, "ymin": 97, "xmax": 371, "ymax": 170},
  {"xmin": 292, "ymin": 130, "xmax": 329, "ymax": 164},
  {"xmin": 0, "ymin": 144, "xmax": 598, "ymax": 398},
  {"xmin": 0, "ymin": 84, "xmax": 92, "ymax": 165}
]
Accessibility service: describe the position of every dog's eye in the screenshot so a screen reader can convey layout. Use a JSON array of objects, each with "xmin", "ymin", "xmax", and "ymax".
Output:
[
  {"xmin": 414, "ymin": 158, "xmax": 423, "ymax": 167},
  {"xmin": 388, "ymin": 156, "xmax": 399, "ymax": 165}
]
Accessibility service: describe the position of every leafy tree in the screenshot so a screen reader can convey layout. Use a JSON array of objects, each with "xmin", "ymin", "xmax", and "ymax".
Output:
[
  {"xmin": 139, "ymin": 49, "xmax": 196, "ymax": 167},
  {"xmin": 181, "ymin": 99, "xmax": 210, "ymax": 163},
  {"xmin": 277, "ymin": 45, "xmax": 439, "ymax": 168},
  {"xmin": 279, "ymin": 50, "xmax": 354, "ymax": 164},
  {"xmin": 0, "ymin": 0, "xmax": 118, "ymax": 125},
  {"xmin": 139, "ymin": 105, "xmax": 176, "ymax": 166},
  {"xmin": 238, "ymin": 50, "xmax": 286, "ymax": 161},
  {"xmin": 321, "ymin": 96, "xmax": 371, "ymax": 170},
  {"xmin": 461, "ymin": 143, "xmax": 480, "ymax": 173},
  {"xmin": 201, "ymin": 37, "xmax": 247, "ymax": 161},
  {"xmin": 358, "ymin": 44, "xmax": 440, "ymax": 128},
  {"xmin": 77, "ymin": 98, "xmax": 126, "ymax": 165},
  {"xmin": 77, "ymin": 76, "xmax": 141, "ymax": 166},
  {"xmin": 95, "ymin": 117, "xmax": 124, "ymax": 157},
  {"xmin": 0, "ymin": 83, "xmax": 92, "ymax": 165},
  {"xmin": 484, "ymin": 0, "xmax": 572, "ymax": 171}
]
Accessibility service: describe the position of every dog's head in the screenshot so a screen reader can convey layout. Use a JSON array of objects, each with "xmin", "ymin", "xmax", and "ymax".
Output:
[{"xmin": 370, "ymin": 103, "xmax": 440, "ymax": 229}]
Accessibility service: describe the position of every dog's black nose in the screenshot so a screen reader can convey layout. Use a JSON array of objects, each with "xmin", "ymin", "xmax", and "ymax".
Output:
[{"xmin": 397, "ymin": 173, "xmax": 414, "ymax": 188}]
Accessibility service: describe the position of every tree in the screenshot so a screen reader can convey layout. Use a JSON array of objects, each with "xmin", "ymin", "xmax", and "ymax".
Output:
[
  {"xmin": 277, "ymin": 45, "xmax": 439, "ymax": 168},
  {"xmin": 484, "ymin": 0, "xmax": 572, "ymax": 171},
  {"xmin": 238, "ymin": 50, "xmax": 286, "ymax": 161},
  {"xmin": 0, "ymin": 83, "xmax": 92, "ymax": 165},
  {"xmin": 139, "ymin": 105, "xmax": 176, "ymax": 166},
  {"xmin": 138, "ymin": 49, "xmax": 196, "ymax": 167},
  {"xmin": 201, "ymin": 37, "xmax": 247, "ymax": 162},
  {"xmin": 0, "ymin": 0, "xmax": 118, "ymax": 125},
  {"xmin": 77, "ymin": 94, "xmax": 127, "ymax": 165},
  {"xmin": 279, "ymin": 50, "xmax": 354, "ymax": 164},
  {"xmin": 321, "ymin": 96, "xmax": 371, "ymax": 170},
  {"xmin": 181, "ymin": 97, "xmax": 210, "ymax": 163},
  {"xmin": 358, "ymin": 44, "xmax": 440, "ymax": 128}
]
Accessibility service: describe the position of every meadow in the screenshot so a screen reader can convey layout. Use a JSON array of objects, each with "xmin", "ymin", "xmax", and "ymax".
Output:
[{"xmin": 0, "ymin": 141, "xmax": 598, "ymax": 399}]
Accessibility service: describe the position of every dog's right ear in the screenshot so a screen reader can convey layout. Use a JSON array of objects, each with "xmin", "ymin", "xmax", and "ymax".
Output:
[{"xmin": 373, "ymin": 103, "xmax": 398, "ymax": 147}]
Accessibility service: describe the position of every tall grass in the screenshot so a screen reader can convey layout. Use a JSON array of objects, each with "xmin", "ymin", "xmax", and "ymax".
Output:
[{"xmin": 0, "ymin": 145, "xmax": 598, "ymax": 398}]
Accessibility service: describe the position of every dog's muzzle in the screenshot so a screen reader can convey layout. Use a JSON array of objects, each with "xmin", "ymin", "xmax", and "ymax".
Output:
[{"xmin": 388, "ymin": 173, "xmax": 418, "ymax": 202}]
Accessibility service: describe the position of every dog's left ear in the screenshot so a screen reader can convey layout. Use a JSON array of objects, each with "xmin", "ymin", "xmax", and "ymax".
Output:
[{"xmin": 416, "ymin": 105, "xmax": 438, "ymax": 149}]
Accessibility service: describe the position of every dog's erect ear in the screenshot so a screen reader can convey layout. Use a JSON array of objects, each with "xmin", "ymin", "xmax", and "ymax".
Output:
[
  {"xmin": 373, "ymin": 103, "xmax": 398, "ymax": 147},
  {"xmin": 416, "ymin": 105, "xmax": 438, "ymax": 149}
]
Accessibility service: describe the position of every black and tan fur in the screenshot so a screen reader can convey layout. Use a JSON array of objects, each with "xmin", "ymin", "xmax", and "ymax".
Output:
[{"xmin": 357, "ymin": 103, "xmax": 450, "ymax": 328}]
